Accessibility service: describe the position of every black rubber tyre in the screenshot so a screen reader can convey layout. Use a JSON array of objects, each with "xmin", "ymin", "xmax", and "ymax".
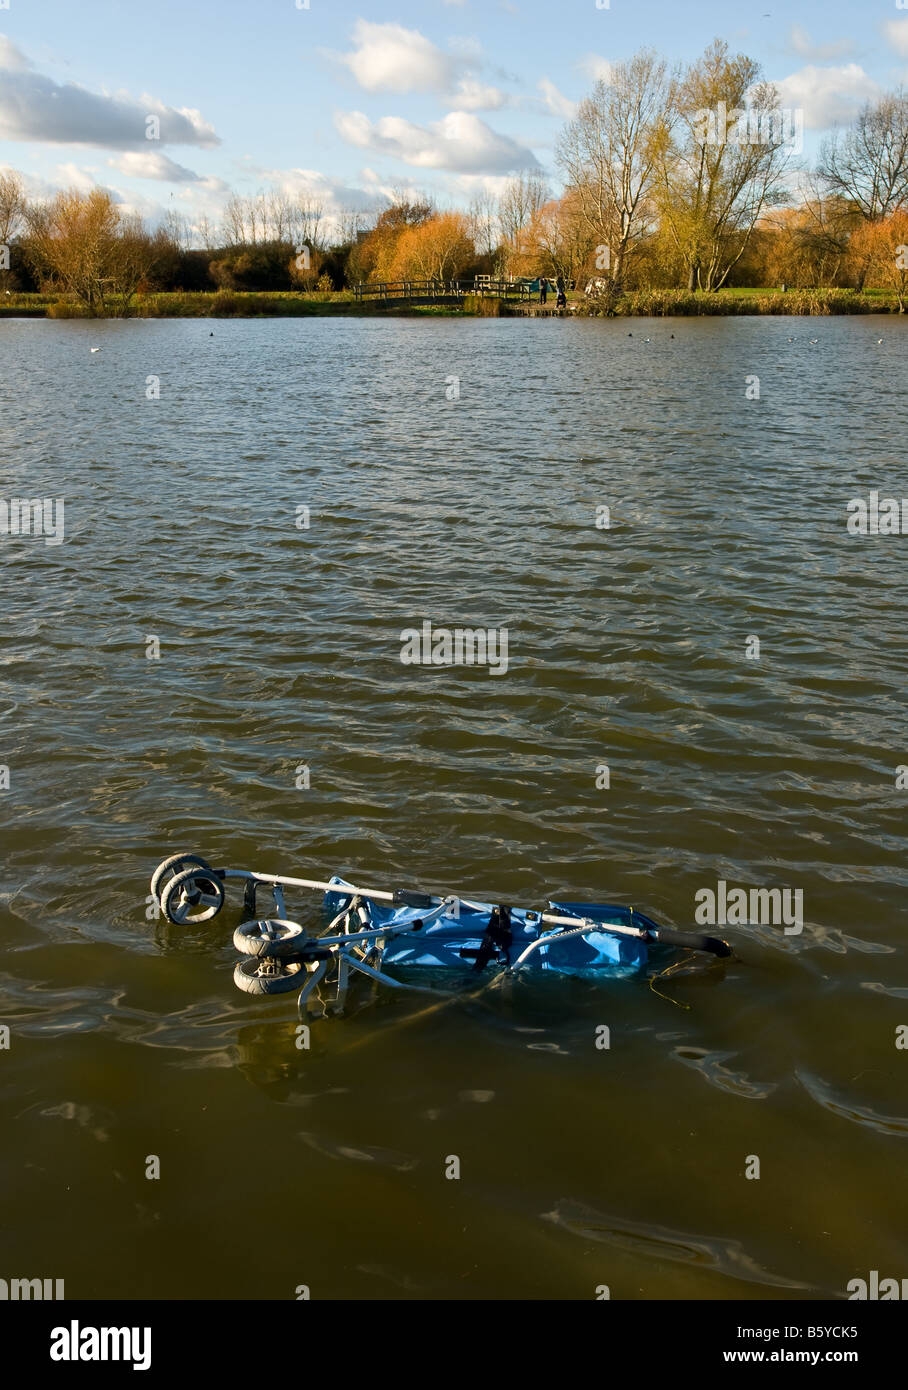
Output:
[
  {"xmin": 233, "ymin": 919, "xmax": 307, "ymax": 958},
  {"xmin": 151, "ymin": 853, "xmax": 215, "ymax": 902},
  {"xmin": 161, "ymin": 866, "xmax": 225, "ymax": 925},
  {"xmin": 233, "ymin": 957, "xmax": 306, "ymax": 995}
]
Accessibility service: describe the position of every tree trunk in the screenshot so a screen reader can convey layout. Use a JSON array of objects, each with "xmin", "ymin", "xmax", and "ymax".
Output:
[{"xmin": 612, "ymin": 247, "xmax": 625, "ymax": 295}]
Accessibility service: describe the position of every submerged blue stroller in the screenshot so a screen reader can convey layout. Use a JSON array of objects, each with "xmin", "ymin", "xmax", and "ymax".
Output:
[{"xmin": 150, "ymin": 853, "xmax": 731, "ymax": 1016}]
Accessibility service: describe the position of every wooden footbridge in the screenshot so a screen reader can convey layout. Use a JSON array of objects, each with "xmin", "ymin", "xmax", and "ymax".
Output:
[{"xmin": 352, "ymin": 277, "xmax": 534, "ymax": 308}]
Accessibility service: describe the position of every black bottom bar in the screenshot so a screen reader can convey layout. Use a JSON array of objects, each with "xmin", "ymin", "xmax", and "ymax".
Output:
[{"xmin": 3, "ymin": 1298, "xmax": 900, "ymax": 1375}]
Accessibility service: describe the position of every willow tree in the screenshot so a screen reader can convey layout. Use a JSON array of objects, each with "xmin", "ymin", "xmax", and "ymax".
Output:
[
  {"xmin": 656, "ymin": 39, "xmax": 792, "ymax": 291},
  {"xmin": 390, "ymin": 213, "xmax": 474, "ymax": 281},
  {"xmin": 793, "ymin": 177, "xmax": 860, "ymax": 282},
  {"xmin": 849, "ymin": 211, "xmax": 908, "ymax": 309},
  {"xmin": 555, "ymin": 49, "xmax": 675, "ymax": 293},
  {"xmin": 508, "ymin": 191, "xmax": 593, "ymax": 283},
  {"xmin": 757, "ymin": 197, "xmax": 855, "ymax": 288},
  {"xmin": 25, "ymin": 189, "xmax": 151, "ymax": 313},
  {"xmin": 355, "ymin": 196, "xmax": 435, "ymax": 283}
]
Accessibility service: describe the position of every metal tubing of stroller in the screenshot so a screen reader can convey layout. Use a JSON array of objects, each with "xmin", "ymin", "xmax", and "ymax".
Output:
[
  {"xmin": 315, "ymin": 899, "xmax": 453, "ymax": 949},
  {"xmin": 221, "ymin": 868, "xmax": 399, "ymax": 902},
  {"xmin": 537, "ymin": 911, "xmax": 646, "ymax": 940},
  {"xmin": 335, "ymin": 950, "xmax": 451, "ymax": 995},
  {"xmin": 512, "ymin": 923, "xmax": 624, "ymax": 968}
]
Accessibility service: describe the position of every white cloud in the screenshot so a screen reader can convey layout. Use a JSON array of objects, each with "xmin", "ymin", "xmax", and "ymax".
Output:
[
  {"xmin": 450, "ymin": 171, "xmax": 526, "ymax": 198},
  {"xmin": 333, "ymin": 21, "xmax": 507, "ymax": 112},
  {"xmin": 578, "ymin": 53, "xmax": 613, "ymax": 85},
  {"xmin": 0, "ymin": 39, "xmax": 218, "ymax": 149},
  {"xmin": 454, "ymin": 77, "xmax": 507, "ymax": 110},
  {"xmin": 334, "ymin": 109, "xmax": 539, "ymax": 174},
  {"xmin": 0, "ymin": 37, "xmax": 30, "ymax": 72},
  {"xmin": 538, "ymin": 78, "xmax": 577, "ymax": 119},
  {"xmin": 772, "ymin": 63, "xmax": 881, "ymax": 129},
  {"xmin": 339, "ymin": 21, "xmax": 456, "ymax": 94},
  {"xmin": 54, "ymin": 162, "xmax": 108, "ymax": 194},
  {"xmin": 883, "ymin": 18, "xmax": 908, "ymax": 59},
  {"xmin": 0, "ymin": 162, "xmax": 59, "ymax": 200},
  {"xmin": 106, "ymin": 151, "xmax": 219, "ymax": 184},
  {"xmin": 789, "ymin": 25, "xmax": 856, "ymax": 62}
]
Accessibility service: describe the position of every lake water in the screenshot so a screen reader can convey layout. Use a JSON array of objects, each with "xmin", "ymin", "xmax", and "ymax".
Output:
[{"xmin": 1, "ymin": 313, "xmax": 906, "ymax": 1300}]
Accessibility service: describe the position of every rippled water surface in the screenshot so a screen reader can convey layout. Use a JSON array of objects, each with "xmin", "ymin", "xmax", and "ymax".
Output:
[{"xmin": 1, "ymin": 314, "xmax": 906, "ymax": 1299}]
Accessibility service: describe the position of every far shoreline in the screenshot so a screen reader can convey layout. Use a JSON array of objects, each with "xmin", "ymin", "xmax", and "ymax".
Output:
[{"xmin": 1, "ymin": 288, "xmax": 904, "ymax": 320}]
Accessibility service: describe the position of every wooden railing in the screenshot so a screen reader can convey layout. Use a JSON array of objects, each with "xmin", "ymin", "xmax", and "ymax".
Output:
[{"xmin": 353, "ymin": 278, "xmax": 534, "ymax": 304}]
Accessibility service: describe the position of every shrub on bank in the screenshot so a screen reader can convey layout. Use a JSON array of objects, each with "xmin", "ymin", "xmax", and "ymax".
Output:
[
  {"xmin": 580, "ymin": 287, "xmax": 902, "ymax": 317},
  {"xmin": 208, "ymin": 290, "xmax": 354, "ymax": 316},
  {"xmin": 46, "ymin": 299, "xmax": 93, "ymax": 318},
  {"xmin": 0, "ymin": 292, "xmax": 57, "ymax": 317},
  {"xmin": 463, "ymin": 294, "xmax": 504, "ymax": 316}
]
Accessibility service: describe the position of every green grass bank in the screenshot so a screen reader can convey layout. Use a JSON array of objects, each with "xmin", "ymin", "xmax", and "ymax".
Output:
[{"xmin": 0, "ymin": 287, "xmax": 904, "ymax": 318}]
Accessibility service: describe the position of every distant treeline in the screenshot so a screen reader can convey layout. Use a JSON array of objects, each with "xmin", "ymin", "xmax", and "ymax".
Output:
[{"xmin": 2, "ymin": 37, "xmax": 907, "ymax": 314}]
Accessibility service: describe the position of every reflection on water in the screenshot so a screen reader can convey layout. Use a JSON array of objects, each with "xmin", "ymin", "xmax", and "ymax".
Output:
[{"xmin": 0, "ymin": 314, "xmax": 906, "ymax": 1298}]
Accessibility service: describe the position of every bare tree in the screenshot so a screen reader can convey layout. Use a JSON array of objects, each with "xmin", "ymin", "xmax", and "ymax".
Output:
[
  {"xmin": 196, "ymin": 214, "xmax": 216, "ymax": 252},
  {"xmin": 221, "ymin": 195, "xmax": 249, "ymax": 247},
  {"xmin": 0, "ymin": 170, "xmax": 26, "ymax": 244},
  {"xmin": 0, "ymin": 170, "xmax": 27, "ymax": 287},
  {"xmin": 336, "ymin": 207, "xmax": 370, "ymax": 245},
  {"xmin": 290, "ymin": 196, "xmax": 326, "ymax": 251},
  {"xmin": 468, "ymin": 189, "xmax": 500, "ymax": 262},
  {"xmin": 498, "ymin": 171, "xmax": 549, "ymax": 256},
  {"xmin": 248, "ymin": 192, "xmax": 267, "ymax": 244},
  {"xmin": 265, "ymin": 190, "xmax": 294, "ymax": 243},
  {"xmin": 556, "ymin": 49, "xmax": 675, "ymax": 291},
  {"xmin": 818, "ymin": 90, "xmax": 908, "ymax": 224},
  {"xmin": 161, "ymin": 208, "xmax": 192, "ymax": 251}
]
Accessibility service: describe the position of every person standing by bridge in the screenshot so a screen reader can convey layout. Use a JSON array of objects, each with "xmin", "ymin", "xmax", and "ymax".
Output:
[{"xmin": 539, "ymin": 277, "xmax": 548, "ymax": 305}]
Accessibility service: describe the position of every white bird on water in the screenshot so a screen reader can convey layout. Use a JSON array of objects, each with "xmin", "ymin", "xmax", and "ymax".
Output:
[
  {"xmin": 90, "ymin": 347, "xmax": 101, "ymax": 353},
  {"xmin": 877, "ymin": 338, "xmax": 883, "ymax": 344}
]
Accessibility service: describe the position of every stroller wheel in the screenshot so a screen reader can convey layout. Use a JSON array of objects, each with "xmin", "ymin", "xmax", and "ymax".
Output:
[
  {"xmin": 161, "ymin": 866, "xmax": 225, "ymax": 925},
  {"xmin": 233, "ymin": 957, "xmax": 306, "ymax": 995},
  {"xmin": 151, "ymin": 853, "xmax": 214, "ymax": 902},
  {"xmin": 233, "ymin": 919, "xmax": 307, "ymax": 958}
]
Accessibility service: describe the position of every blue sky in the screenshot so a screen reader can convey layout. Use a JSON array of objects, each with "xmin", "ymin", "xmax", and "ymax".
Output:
[{"xmin": 1, "ymin": 0, "xmax": 907, "ymax": 237}]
